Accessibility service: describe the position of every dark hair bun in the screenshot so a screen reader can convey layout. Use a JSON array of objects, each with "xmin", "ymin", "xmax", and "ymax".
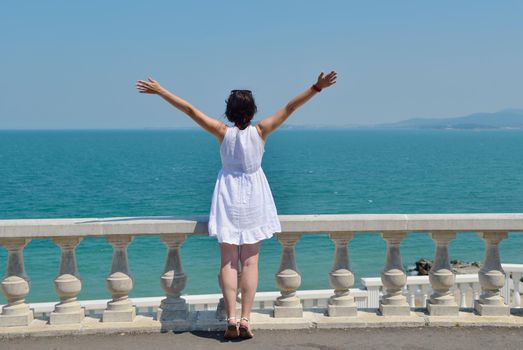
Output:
[{"xmin": 225, "ymin": 90, "xmax": 257, "ymax": 129}]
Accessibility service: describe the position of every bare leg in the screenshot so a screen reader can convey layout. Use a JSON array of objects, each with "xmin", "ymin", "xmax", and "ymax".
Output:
[
  {"xmin": 239, "ymin": 241, "xmax": 260, "ymax": 327},
  {"xmin": 220, "ymin": 243, "xmax": 239, "ymax": 325}
]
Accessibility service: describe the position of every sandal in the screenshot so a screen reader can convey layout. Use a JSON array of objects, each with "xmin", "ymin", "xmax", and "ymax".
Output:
[
  {"xmin": 223, "ymin": 317, "xmax": 239, "ymax": 340},
  {"xmin": 238, "ymin": 317, "xmax": 254, "ymax": 339}
]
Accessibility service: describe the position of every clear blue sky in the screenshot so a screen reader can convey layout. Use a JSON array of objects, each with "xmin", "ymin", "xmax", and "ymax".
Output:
[{"xmin": 1, "ymin": 1, "xmax": 522, "ymax": 129}]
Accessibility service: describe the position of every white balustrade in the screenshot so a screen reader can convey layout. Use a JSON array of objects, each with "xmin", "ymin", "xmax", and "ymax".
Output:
[
  {"xmin": 362, "ymin": 274, "xmax": 482, "ymax": 310},
  {"xmin": 0, "ymin": 214, "xmax": 522, "ymax": 331},
  {"xmin": 501, "ymin": 263, "xmax": 523, "ymax": 308}
]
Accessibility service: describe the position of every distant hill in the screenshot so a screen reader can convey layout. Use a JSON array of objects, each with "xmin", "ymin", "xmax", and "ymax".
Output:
[{"xmin": 377, "ymin": 109, "xmax": 523, "ymax": 130}]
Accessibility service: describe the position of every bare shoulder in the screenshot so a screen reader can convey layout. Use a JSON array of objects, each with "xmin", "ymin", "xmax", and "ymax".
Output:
[
  {"xmin": 255, "ymin": 123, "xmax": 268, "ymax": 142},
  {"xmin": 215, "ymin": 122, "xmax": 229, "ymax": 143}
]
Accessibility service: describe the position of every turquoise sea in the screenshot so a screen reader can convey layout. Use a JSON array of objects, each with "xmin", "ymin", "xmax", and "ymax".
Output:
[{"xmin": 1, "ymin": 129, "xmax": 523, "ymax": 303}]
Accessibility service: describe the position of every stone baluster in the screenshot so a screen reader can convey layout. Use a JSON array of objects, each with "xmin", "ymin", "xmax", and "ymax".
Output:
[
  {"xmin": 157, "ymin": 234, "xmax": 189, "ymax": 327},
  {"xmin": 407, "ymin": 285, "xmax": 416, "ymax": 308},
  {"xmin": 274, "ymin": 232, "xmax": 302, "ymax": 318},
  {"xmin": 512, "ymin": 272, "xmax": 522, "ymax": 307},
  {"xmin": 102, "ymin": 235, "xmax": 136, "ymax": 322},
  {"xmin": 420, "ymin": 285, "xmax": 429, "ymax": 308},
  {"xmin": 472, "ymin": 282, "xmax": 480, "ymax": 302},
  {"xmin": 379, "ymin": 232, "xmax": 410, "ymax": 316},
  {"xmin": 502, "ymin": 272, "xmax": 511, "ymax": 303},
  {"xmin": 327, "ymin": 232, "xmax": 357, "ymax": 317},
  {"xmin": 365, "ymin": 285, "xmax": 381, "ymax": 309},
  {"xmin": 475, "ymin": 231, "xmax": 510, "ymax": 316},
  {"xmin": 457, "ymin": 283, "xmax": 468, "ymax": 308},
  {"xmin": 427, "ymin": 231, "xmax": 459, "ymax": 316},
  {"xmin": 49, "ymin": 237, "xmax": 84, "ymax": 325},
  {"xmin": 0, "ymin": 238, "xmax": 33, "ymax": 327}
]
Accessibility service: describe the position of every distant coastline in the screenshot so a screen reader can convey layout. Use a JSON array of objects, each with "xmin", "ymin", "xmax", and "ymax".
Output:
[
  {"xmin": 282, "ymin": 108, "xmax": 523, "ymax": 130},
  {"xmin": 372, "ymin": 108, "xmax": 523, "ymax": 130}
]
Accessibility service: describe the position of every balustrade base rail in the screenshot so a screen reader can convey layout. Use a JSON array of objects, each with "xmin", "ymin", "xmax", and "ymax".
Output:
[
  {"xmin": 3, "ymin": 305, "xmax": 523, "ymax": 338},
  {"xmin": 1, "ymin": 283, "xmax": 523, "ymax": 337}
]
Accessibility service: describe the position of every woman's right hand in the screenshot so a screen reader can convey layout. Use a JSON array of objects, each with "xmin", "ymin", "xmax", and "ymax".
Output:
[
  {"xmin": 315, "ymin": 71, "xmax": 337, "ymax": 89},
  {"xmin": 136, "ymin": 77, "xmax": 165, "ymax": 95}
]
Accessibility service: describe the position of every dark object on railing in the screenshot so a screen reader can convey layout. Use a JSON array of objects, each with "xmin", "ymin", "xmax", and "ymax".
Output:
[
  {"xmin": 416, "ymin": 259, "xmax": 433, "ymax": 275},
  {"xmin": 409, "ymin": 259, "xmax": 482, "ymax": 276},
  {"xmin": 450, "ymin": 260, "xmax": 481, "ymax": 274}
]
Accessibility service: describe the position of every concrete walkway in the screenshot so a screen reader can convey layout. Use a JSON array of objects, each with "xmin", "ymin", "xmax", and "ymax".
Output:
[{"xmin": 2, "ymin": 327, "xmax": 523, "ymax": 350}]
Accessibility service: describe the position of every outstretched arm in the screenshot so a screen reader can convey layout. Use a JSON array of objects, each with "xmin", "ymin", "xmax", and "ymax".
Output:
[
  {"xmin": 136, "ymin": 77, "xmax": 227, "ymax": 141},
  {"xmin": 256, "ymin": 71, "xmax": 337, "ymax": 140}
]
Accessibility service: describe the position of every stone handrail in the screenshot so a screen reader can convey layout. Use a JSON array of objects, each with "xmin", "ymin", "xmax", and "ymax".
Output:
[
  {"xmin": 1, "ymin": 213, "xmax": 523, "ymax": 237},
  {"xmin": 1, "ymin": 213, "xmax": 523, "ymax": 329}
]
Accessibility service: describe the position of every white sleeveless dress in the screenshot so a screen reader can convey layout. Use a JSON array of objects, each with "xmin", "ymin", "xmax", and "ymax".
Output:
[{"xmin": 208, "ymin": 125, "xmax": 282, "ymax": 245}]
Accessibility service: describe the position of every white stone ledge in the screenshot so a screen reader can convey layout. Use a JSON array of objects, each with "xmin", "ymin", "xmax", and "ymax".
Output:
[
  {"xmin": 1, "ymin": 213, "xmax": 523, "ymax": 238},
  {"xmin": 2, "ymin": 309, "xmax": 523, "ymax": 338}
]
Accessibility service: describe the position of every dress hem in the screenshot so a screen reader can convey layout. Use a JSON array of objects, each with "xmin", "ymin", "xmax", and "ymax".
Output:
[{"xmin": 208, "ymin": 222, "xmax": 282, "ymax": 245}]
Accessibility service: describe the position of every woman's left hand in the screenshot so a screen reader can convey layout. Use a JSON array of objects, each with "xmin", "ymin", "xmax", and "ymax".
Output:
[{"xmin": 136, "ymin": 77, "xmax": 164, "ymax": 94}]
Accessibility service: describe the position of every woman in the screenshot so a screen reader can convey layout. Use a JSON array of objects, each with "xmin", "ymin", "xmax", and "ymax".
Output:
[{"xmin": 136, "ymin": 71, "xmax": 337, "ymax": 339}]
